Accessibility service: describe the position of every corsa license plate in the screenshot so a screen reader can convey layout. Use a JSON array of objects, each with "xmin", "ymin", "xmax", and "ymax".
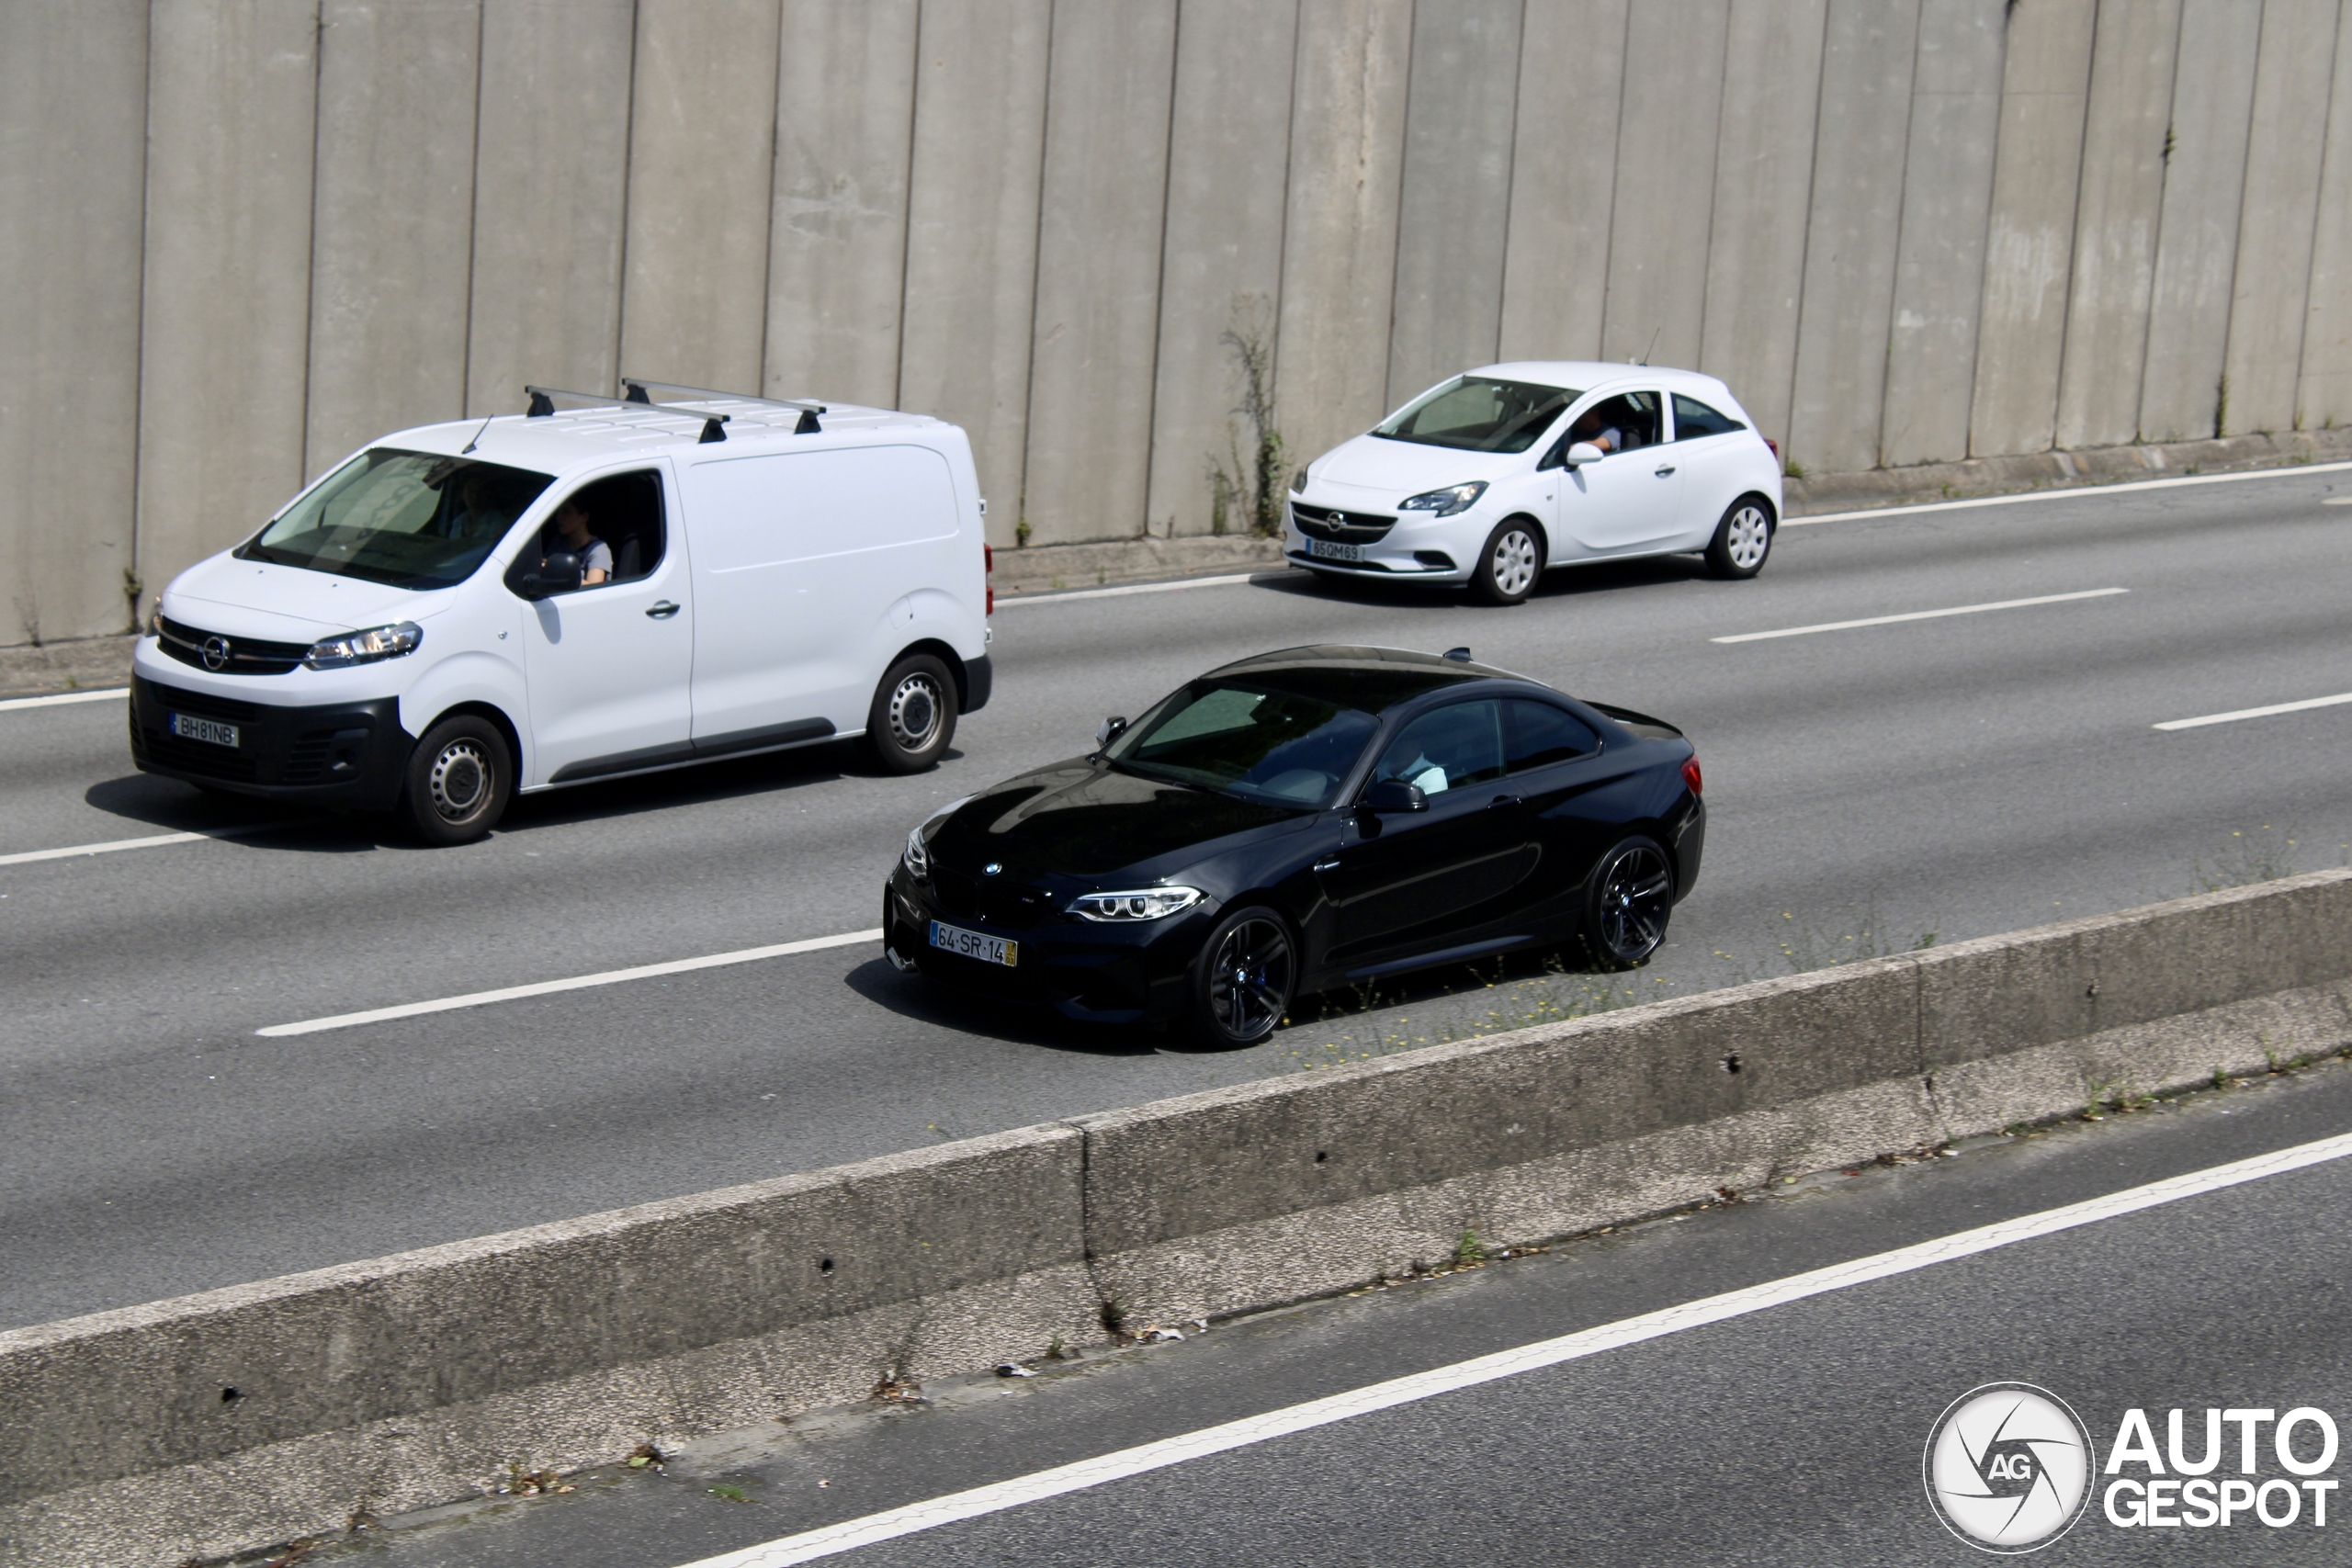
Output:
[
  {"xmin": 930, "ymin": 919, "xmax": 1017, "ymax": 967},
  {"xmin": 1308, "ymin": 537, "xmax": 1363, "ymax": 562},
  {"xmin": 166, "ymin": 712, "xmax": 240, "ymax": 749}
]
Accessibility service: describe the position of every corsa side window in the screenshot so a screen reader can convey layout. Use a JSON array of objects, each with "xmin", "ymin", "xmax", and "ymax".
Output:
[
  {"xmin": 1671, "ymin": 394, "xmax": 1747, "ymax": 440},
  {"xmin": 1503, "ymin": 700, "xmax": 1599, "ymax": 773}
]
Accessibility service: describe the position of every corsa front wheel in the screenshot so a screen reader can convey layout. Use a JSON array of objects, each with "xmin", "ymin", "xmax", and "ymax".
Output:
[{"xmin": 1469, "ymin": 519, "xmax": 1544, "ymax": 605}]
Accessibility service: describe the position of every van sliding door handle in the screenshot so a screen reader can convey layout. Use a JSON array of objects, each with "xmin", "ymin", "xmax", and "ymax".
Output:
[{"xmin": 645, "ymin": 601, "xmax": 681, "ymax": 619}]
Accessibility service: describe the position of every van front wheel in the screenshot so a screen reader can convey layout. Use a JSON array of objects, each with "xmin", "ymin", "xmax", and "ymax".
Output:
[
  {"xmin": 399, "ymin": 715, "xmax": 513, "ymax": 845},
  {"xmin": 863, "ymin": 654, "xmax": 958, "ymax": 773}
]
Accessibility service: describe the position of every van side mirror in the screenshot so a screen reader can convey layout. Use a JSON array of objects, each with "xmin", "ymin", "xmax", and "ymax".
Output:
[
  {"xmin": 510, "ymin": 550, "xmax": 582, "ymax": 601},
  {"xmin": 1096, "ymin": 716, "xmax": 1128, "ymax": 748},
  {"xmin": 1363, "ymin": 778, "xmax": 1428, "ymax": 814}
]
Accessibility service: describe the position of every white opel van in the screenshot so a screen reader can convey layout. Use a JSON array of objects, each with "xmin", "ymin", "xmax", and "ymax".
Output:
[{"xmin": 131, "ymin": 382, "xmax": 994, "ymax": 844}]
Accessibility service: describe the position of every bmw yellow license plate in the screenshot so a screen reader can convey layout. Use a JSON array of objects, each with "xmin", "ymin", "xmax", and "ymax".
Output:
[
  {"xmin": 930, "ymin": 920, "xmax": 1017, "ymax": 967},
  {"xmin": 166, "ymin": 712, "xmax": 240, "ymax": 748}
]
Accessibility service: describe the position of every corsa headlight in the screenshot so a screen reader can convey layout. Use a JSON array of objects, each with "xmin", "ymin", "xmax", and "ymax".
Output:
[
  {"xmin": 145, "ymin": 604, "xmax": 165, "ymax": 637},
  {"xmin": 1397, "ymin": 481, "xmax": 1488, "ymax": 517},
  {"xmin": 303, "ymin": 621, "xmax": 423, "ymax": 670},
  {"xmin": 1290, "ymin": 467, "xmax": 1310, "ymax": 494},
  {"xmin": 1069, "ymin": 886, "xmax": 1204, "ymax": 922}
]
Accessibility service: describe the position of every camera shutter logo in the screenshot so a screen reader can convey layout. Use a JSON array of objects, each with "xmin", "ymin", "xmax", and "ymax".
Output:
[
  {"xmin": 1923, "ymin": 1382, "xmax": 2096, "ymax": 1552},
  {"xmin": 201, "ymin": 635, "xmax": 232, "ymax": 671}
]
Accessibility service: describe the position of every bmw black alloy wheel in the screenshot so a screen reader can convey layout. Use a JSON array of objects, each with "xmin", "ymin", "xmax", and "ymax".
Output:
[
  {"xmin": 1583, "ymin": 838, "xmax": 1673, "ymax": 968},
  {"xmin": 1199, "ymin": 908, "xmax": 1295, "ymax": 1046}
]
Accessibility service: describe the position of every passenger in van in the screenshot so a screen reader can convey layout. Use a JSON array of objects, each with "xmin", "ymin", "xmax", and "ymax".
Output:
[
  {"xmin": 439, "ymin": 471, "xmax": 516, "ymax": 541},
  {"xmin": 543, "ymin": 496, "xmax": 611, "ymax": 587}
]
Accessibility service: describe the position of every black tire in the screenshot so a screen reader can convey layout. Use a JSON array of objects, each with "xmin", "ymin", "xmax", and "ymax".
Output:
[
  {"xmin": 862, "ymin": 653, "xmax": 958, "ymax": 773},
  {"xmin": 1190, "ymin": 905, "xmax": 1296, "ymax": 1047},
  {"xmin": 1577, "ymin": 836, "xmax": 1674, "ymax": 969},
  {"xmin": 399, "ymin": 714, "xmax": 512, "ymax": 845},
  {"xmin": 1704, "ymin": 495, "xmax": 1773, "ymax": 579},
  {"xmin": 1469, "ymin": 517, "xmax": 1544, "ymax": 605}
]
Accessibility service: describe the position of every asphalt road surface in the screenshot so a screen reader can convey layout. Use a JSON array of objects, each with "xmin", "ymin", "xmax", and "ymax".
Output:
[
  {"xmin": 298, "ymin": 1024, "xmax": 2352, "ymax": 1566},
  {"xmin": 6, "ymin": 468, "xmax": 2352, "ymax": 1329}
]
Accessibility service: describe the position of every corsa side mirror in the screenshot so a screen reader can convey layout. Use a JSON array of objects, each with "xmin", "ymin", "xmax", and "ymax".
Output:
[
  {"xmin": 511, "ymin": 550, "xmax": 582, "ymax": 601},
  {"xmin": 1561, "ymin": 442, "xmax": 1605, "ymax": 468},
  {"xmin": 1096, "ymin": 715, "xmax": 1128, "ymax": 749},
  {"xmin": 1362, "ymin": 779, "xmax": 1428, "ymax": 815}
]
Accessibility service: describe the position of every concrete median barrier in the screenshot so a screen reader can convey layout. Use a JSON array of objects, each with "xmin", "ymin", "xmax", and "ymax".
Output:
[{"xmin": 6, "ymin": 869, "xmax": 2350, "ymax": 1566}]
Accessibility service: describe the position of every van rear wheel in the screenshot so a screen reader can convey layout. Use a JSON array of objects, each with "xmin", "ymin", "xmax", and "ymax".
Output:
[
  {"xmin": 399, "ymin": 715, "xmax": 512, "ymax": 845},
  {"xmin": 863, "ymin": 654, "xmax": 957, "ymax": 773}
]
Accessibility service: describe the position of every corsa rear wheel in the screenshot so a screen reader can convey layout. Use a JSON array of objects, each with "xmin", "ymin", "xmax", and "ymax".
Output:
[
  {"xmin": 1193, "ymin": 906, "xmax": 1295, "ymax": 1047},
  {"xmin": 1705, "ymin": 496, "xmax": 1773, "ymax": 579},
  {"xmin": 1578, "ymin": 836, "xmax": 1674, "ymax": 969}
]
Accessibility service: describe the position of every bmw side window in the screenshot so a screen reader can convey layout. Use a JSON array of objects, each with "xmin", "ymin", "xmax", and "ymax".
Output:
[
  {"xmin": 1372, "ymin": 701, "xmax": 1507, "ymax": 795},
  {"xmin": 1503, "ymin": 700, "xmax": 1599, "ymax": 773},
  {"xmin": 1672, "ymin": 394, "xmax": 1747, "ymax": 441}
]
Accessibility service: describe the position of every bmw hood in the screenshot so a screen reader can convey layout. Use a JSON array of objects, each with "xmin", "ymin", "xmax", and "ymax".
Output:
[
  {"xmin": 163, "ymin": 552, "xmax": 457, "ymax": 641},
  {"xmin": 1304, "ymin": 433, "xmax": 1523, "ymax": 502},
  {"xmin": 930, "ymin": 761, "xmax": 1309, "ymax": 881}
]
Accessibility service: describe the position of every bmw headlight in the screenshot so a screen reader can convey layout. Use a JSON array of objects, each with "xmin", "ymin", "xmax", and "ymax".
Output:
[
  {"xmin": 1069, "ymin": 886, "xmax": 1204, "ymax": 922},
  {"xmin": 1397, "ymin": 481, "xmax": 1487, "ymax": 517},
  {"xmin": 902, "ymin": 824, "xmax": 932, "ymax": 879},
  {"xmin": 303, "ymin": 622, "xmax": 423, "ymax": 670}
]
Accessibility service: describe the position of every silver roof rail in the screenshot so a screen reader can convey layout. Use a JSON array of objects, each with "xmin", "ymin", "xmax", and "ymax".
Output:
[{"xmin": 620, "ymin": 377, "xmax": 827, "ymax": 434}]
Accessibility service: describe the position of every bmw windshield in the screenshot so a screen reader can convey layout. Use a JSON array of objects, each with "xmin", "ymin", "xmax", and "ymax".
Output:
[
  {"xmin": 237, "ymin": 449, "xmax": 555, "ymax": 589},
  {"xmin": 1104, "ymin": 682, "xmax": 1378, "ymax": 808},
  {"xmin": 1374, "ymin": 376, "xmax": 1579, "ymax": 453}
]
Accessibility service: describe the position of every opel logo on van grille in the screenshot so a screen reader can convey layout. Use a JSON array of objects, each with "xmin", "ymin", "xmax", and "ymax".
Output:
[{"xmin": 200, "ymin": 636, "xmax": 232, "ymax": 671}]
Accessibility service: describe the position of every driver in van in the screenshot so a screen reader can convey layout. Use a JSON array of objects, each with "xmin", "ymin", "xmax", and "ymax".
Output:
[{"xmin": 543, "ymin": 495, "xmax": 611, "ymax": 587}]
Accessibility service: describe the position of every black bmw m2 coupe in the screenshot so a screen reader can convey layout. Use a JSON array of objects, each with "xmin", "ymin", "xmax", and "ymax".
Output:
[{"xmin": 884, "ymin": 645, "xmax": 1703, "ymax": 1046}]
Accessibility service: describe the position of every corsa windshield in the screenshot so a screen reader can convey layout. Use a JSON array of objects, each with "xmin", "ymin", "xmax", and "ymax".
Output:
[
  {"xmin": 1374, "ymin": 376, "xmax": 1579, "ymax": 454},
  {"xmin": 237, "ymin": 449, "xmax": 555, "ymax": 589},
  {"xmin": 1104, "ymin": 681, "xmax": 1378, "ymax": 808}
]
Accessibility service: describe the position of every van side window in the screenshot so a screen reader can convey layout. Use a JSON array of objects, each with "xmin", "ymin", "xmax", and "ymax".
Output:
[
  {"xmin": 527, "ymin": 470, "xmax": 666, "ymax": 592},
  {"xmin": 1671, "ymin": 394, "xmax": 1747, "ymax": 440}
]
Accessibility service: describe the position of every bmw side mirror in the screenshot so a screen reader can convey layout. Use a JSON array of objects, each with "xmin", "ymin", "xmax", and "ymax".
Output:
[
  {"xmin": 1561, "ymin": 442, "xmax": 1605, "ymax": 468},
  {"xmin": 510, "ymin": 550, "xmax": 582, "ymax": 601},
  {"xmin": 1363, "ymin": 779, "xmax": 1428, "ymax": 815},
  {"xmin": 1096, "ymin": 716, "xmax": 1128, "ymax": 748}
]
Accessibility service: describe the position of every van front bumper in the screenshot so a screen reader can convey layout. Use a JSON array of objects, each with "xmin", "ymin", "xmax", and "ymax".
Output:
[{"xmin": 130, "ymin": 676, "xmax": 413, "ymax": 809}]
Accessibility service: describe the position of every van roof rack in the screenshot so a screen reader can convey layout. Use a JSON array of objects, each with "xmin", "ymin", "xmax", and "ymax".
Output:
[
  {"xmin": 621, "ymin": 377, "xmax": 827, "ymax": 434},
  {"xmin": 522, "ymin": 383, "xmax": 729, "ymax": 443}
]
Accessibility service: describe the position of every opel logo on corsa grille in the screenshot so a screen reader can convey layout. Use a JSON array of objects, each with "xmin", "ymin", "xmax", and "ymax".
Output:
[
  {"xmin": 982, "ymin": 863, "xmax": 1002, "ymax": 875},
  {"xmin": 200, "ymin": 635, "xmax": 232, "ymax": 671}
]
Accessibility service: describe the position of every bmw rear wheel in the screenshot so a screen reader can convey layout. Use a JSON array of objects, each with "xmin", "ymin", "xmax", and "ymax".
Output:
[
  {"xmin": 863, "ymin": 654, "xmax": 958, "ymax": 773},
  {"xmin": 1704, "ymin": 496, "xmax": 1773, "ymax": 579},
  {"xmin": 1470, "ymin": 518, "xmax": 1544, "ymax": 605},
  {"xmin": 1577, "ymin": 836, "xmax": 1674, "ymax": 969},
  {"xmin": 1192, "ymin": 906, "xmax": 1295, "ymax": 1047}
]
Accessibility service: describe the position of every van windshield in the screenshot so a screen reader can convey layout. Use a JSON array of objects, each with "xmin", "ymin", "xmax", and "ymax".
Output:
[
  {"xmin": 1373, "ymin": 376, "xmax": 1578, "ymax": 453},
  {"xmin": 237, "ymin": 449, "xmax": 555, "ymax": 589}
]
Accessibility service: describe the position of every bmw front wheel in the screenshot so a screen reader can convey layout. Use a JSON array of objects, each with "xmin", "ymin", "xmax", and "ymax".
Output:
[
  {"xmin": 1704, "ymin": 496, "xmax": 1773, "ymax": 579},
  {"xmin": 1191, "ymin": 905, "xmax": 1295, "ymax": 1047},
  {"xmin": 1470, "ymin": 518, "xmax": 1544, "ymax": 605}
]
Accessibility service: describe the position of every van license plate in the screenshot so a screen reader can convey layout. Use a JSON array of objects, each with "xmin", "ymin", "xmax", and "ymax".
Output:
[
  {"xmin": 167, "ymin": 713, "xmax": 240, "ymax": 749},
  {"xmin": 930, "ymin": 920, "xmax": 1017, "ymax": 967},
  {"xmin": 1308, "ymin": 538, "xmax": 1363, "ymax": 562}
]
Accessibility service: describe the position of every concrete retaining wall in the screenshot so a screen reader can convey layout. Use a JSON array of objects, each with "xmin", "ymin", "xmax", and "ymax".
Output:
[
  {"xmin": 7, "ymin": 866, "xmax": 2351, "ymax": 1567},
  {"xmin": 12, "ymin": 0, "xmax": 2352, "ymax": 645}
]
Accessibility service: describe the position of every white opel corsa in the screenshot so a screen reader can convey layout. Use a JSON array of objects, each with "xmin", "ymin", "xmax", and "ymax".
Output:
[
  {"xmin": 130, "ymin": 382, "xmax": 993, "ymax": 844},
  {"xmin": 1286, "ymin": 361, "xmax": 1784, "ymax": 605}
]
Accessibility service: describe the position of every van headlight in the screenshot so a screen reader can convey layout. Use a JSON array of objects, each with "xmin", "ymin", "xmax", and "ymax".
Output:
[
  {"xmin": 1070, "ymin": 887, "xmax": 1204, "ymax": 922},
  {"xmin": 902, "ymin": 825, "xmax": 932, "ymax": 879},
  {"xmin": 303, "ymin": 622, "xmax": 423, "ymax": 670},
  {"xmin": 1397, "ymin": 481, "xmax": 1487, "ymax": 517}
]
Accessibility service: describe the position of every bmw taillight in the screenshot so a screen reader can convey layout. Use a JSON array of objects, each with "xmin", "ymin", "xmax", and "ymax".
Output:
[{"xmin": 1681, "ymin": 757, "xmax": 1702, "ymax": 795}]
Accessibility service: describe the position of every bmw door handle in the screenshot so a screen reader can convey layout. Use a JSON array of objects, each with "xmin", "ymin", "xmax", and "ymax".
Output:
[
  {"xmin": 1488, "ymin": 794, "xmax": 1524, "ymax": 811},
  {"xmin": 1313, "ymin": 858, "xmax": 1341, "ymax": 872},
  {"xmin": 1653, "ymin": 465, "xmax": 1677, "ymax": 477},
  {"xmin": 645, "ymin": 600, "xmax": 681, "ymax": 619}
]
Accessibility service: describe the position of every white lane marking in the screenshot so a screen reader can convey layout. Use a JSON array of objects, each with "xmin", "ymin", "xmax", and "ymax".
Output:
[
  {"xmin": 256, "ymin": 929, "xmax": 884, "ymax": 1037},
  {"xmin": 2154, "ymin": 692, "xmax": 2352, "ymax": 730},
  {"xmin": 2322, "ymin": 496, "xmax": 2352, "ymax": 505},
  {"xmin": 673, "ymin": 1126, "xmax": 2352, "ymax": 1568},
  {"xmin": 0, "ymin": 687, "xmax": 130, "ymax": 713},
  {"xmin": 1786, "ymin": 458, "xmax": 2352, "ymax": 525},
  {"xmin": 1710, "ymin": 586, "xmax": 2129, "ymax": 644},
  {"xmin": 996, "ymin": 572, "xmax": 1269, "ymax": 606},
  {"xmin": 0, "ymin": 823, "xmax": 278, "ymax": 868}
]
